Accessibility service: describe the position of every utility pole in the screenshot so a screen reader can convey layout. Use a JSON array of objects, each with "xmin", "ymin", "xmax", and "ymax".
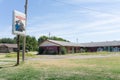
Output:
[
  {"xmin": 49, "ymin": 32, "xmax": 51, "ymax": 39},
  {"xmin": 22, "ymin": 0, "xmax": 28, "ymax": 62},
  {"xmin": 76, "ymin": 38, "xmax": 78, "ymax": 43}
]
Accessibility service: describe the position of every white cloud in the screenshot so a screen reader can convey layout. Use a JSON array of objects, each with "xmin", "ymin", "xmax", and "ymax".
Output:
[
  {"xmin": 80, "ymin": 18, "xmax": 120, "ymax": 29},
  {"xmin": 72, "ymin": 8, "xmax": 120, "ymax": 29},
  {"xmin": 27, "ymin": 23, "xmax": 74, "ymax": 33},
  {"xmin": 81, "ymin": 29, "xmax": 120, "ymax": 36},
  {"xmin": 27, "ymin": 13, "xmax": 120, "ymax": 39},
  {"xmin": 27, "ymin": 2, "xmax": 120, "ymax": 42}
]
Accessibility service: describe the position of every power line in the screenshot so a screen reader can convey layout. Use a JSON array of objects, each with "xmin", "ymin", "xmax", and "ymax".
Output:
[
  {"xmin": 46, "ymin": 0, "xmax": 120, "ymax": 37},
  {"xmin": 48, "ymin": 32, "xmax": 51, "ymax": 39},
  {"xmin": 53, "ymin": 0, "xmax": 120, "ymax": 17},
  {"xmin": 36, "ymin": 0, "xmax": 120, "ymax": 38}
]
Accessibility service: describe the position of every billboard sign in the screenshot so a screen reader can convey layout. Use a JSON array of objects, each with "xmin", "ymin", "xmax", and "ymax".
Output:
[{"xmin": 12, "ymin": 10, "xmax": 26, "ymax": 36}]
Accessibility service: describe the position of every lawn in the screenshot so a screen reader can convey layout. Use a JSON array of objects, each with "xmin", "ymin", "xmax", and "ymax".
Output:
[{"xmin": 0, "ymin": 52, "xmax": 120, "ymax": 80}]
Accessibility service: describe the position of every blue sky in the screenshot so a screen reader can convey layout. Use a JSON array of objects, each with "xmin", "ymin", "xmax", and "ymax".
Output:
[{"xmin": 0, "ymin": 0, "xmax": 120, "ymax": 43}]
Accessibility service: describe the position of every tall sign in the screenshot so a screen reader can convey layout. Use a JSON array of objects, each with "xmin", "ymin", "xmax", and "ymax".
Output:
[
  {"xmin": 12, "ymin": 10, "xmax": 26, "ymax": 65},
  {"xmin": 12, "ymin": 10, "xmax": 26, "ymax": 36}
]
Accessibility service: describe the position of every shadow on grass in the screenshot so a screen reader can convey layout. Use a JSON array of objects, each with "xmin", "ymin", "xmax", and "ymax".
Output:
[
  {"xmin": 0, "ymin": 58, "xmax": 18, "ymax": 69},
  {"xmin": 0, "ymin": 63, "xmax": 17, "ymax": 69}
]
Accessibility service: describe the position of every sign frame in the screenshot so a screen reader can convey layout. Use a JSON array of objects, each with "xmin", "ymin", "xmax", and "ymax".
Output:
[{"xmin": 12, "ymin": 10, "xmax": 26, "ymax": 36}]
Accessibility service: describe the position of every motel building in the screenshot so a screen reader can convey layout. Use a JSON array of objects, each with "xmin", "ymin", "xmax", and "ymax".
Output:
[
  {"xmin": 39, "ymin": 40, "xmax": 120, "ymax": 54},
  {"xmin": 0, "ymin": 44, "xmax": 17, "ymax": 53}
]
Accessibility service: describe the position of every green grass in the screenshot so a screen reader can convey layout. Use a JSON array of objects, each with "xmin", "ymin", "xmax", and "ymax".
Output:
[
  {"xmin": 67, "ymin": 51, "xmax": 120, "ymax": 55},
  {"xmin": 5, "ymin": 52, "xmax": 36, "ymax": 58},
  {"xmin": 0, "ymin": 53, "xmax": 120, "ymax": 80}
]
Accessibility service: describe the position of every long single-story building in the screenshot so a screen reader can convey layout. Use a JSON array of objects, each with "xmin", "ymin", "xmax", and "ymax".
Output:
[
  {"xmin": 80, "ymin": 41, "xmax": 120, "ymax": 52},
  {"xmin": 39, "ymin": 40, "xmax": 120, "ymax": 54},
  {"xmin": 0, "ymin": 44, "xmax": 17, "ymax": 53},
  {"xmin": 39, "ymin": 40, "xmax": 80, "ymax": 54}
]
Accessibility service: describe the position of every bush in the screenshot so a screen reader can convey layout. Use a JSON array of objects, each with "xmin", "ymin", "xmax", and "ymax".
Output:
[
  {"xmin": 60, "ymin": 46, "xmax": 67, "ymax": 55},
  {"xmin": 80, "ymin": 48, "xmax": 87, "ymax": 53},
  {"xmin": 38, "ymin": 47, "xmax": 44, "ymax": 54}
]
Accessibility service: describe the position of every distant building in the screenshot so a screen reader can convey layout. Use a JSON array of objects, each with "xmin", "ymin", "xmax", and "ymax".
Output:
[
  {"xmin": 81, "ymin": 41, "xmax": 120, "ymax": 52},
  {"xmin": 39, "ymin": 40, "xmax": 120, "ymax": 54},
  {"xmin": 39, "ymin": 40, "xmax": 80, "ymax": 54},
  {"xmin": 0, "ymin": 44, "xmax": 17, "ymax": 53}
]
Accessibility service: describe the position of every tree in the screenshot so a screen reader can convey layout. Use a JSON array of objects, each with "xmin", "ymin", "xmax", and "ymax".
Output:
[
  {"xmin": 26, "ymin": 36, "xmax": 38, "ymax": 51},
  {"xmin": 14, "ymin": 35, "xmax": 38, "ymax": 51},
  {"xmin": 51, "ymin": 36, "xmax": 69, "ymax": 42},
  {"xmin": 38, "ymin": 35, "xmax": 69, "ymax": 45},
  {"xmin": 0, "ymin": 38, "xmax": 16, "ymax": 44},
  {"xmin": 0, "ymin": 35, "xmax": 38, "ymax": 51},
  {"xmin": 38, "ymin": 36, "xmax": 48, "ymax": 45}
]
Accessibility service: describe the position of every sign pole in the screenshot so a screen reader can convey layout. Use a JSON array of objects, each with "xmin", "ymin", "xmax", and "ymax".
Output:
[
  {"xmin": 22, "ymin": 0, "xmax": 28, "ymax": 62},
  {"xmin": 16, "ymin": 35, "xmax": 20, "ymax": 65}
]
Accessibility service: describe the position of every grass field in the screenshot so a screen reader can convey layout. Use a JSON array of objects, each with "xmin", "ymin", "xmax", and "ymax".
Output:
[{"xmin": 0, "ymin": 52, "xmax": 120, "ymax": 80}]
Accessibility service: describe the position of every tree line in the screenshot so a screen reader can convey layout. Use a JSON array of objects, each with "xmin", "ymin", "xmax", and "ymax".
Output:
[{"xmin": 0, "ymin": 35, "xmax": 68, "ymax": 51}]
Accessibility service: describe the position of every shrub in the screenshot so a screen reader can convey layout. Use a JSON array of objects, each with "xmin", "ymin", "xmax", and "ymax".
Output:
[
  {"xmin": 80, "ymin": 48, "xmax": 87, "ymax": 53},
  {"xmin": 38, "ymin": 47, "xmax": 44, "ymax": 54},
  {"xmin": 60, "ymin": 46, "xmax": 67, "ymax": 55}
]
